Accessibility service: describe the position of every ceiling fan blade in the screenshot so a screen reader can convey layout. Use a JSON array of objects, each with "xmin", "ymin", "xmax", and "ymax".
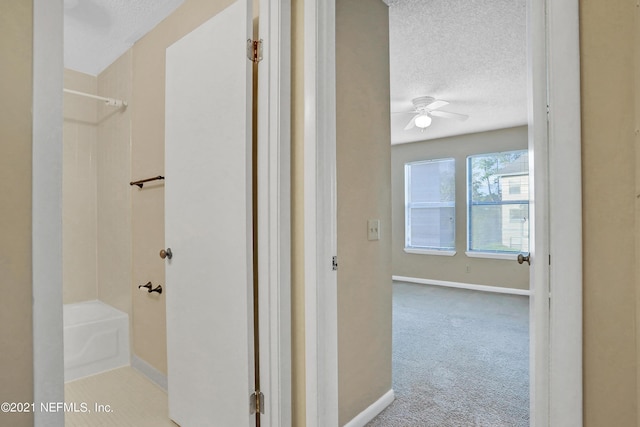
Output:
[
  {"xmin": 404, "ymin": 114, "xmax": 418, "ymax": 130},
  {"xmin": 425, "ymin": 99, "xmax": 449, "ymax": 110},
  {"xmin": 391, "ymin": 109, "xmax": 418, "ymax": 115},
  {"xmin": 430, "ymin": 110, "xmax": 469, "ymax": 121}
]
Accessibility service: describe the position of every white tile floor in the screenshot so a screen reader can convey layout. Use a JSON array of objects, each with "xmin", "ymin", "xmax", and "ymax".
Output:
[{"xmin": 65, "ymin": 367, "xmax": 177, "ymax": 427}]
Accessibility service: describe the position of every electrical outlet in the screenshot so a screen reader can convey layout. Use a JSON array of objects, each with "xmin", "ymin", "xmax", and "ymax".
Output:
[{"xmin": 368, "ymin": 219, "xmax": 380, "ymax": 241}]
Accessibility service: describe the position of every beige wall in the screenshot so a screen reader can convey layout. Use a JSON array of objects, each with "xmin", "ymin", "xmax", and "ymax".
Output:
[
  {"xmin": 63, "ymin": 70, "xmax": 99, "ymax": 303},
  {"xmin": 336, "ymin": 0, "xmax": 392, "ymax": 424},
  {"xmin": 0, "ymin": 1, "xmax": 34, "ymax": 426},
  {"xmin": 392, "ymin": 126, "xmax": 529, "ymax": 290},
  {"xmin": 96, "ymin": 51, "xmax": 134, "ymax": 316},
  {"xmin": 636, "ymin": 0, "xmax": 640, "ymax": 420},
  {"xmin": 580, "ymin": 0, "xmax": 638, "ymax": 425},
  {"xmin": 130, "ymin": 0, "xmax": 235, "ymax": 374}
]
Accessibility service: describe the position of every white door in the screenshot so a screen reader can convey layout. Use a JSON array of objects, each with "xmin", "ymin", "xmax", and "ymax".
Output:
[{"xmin": 164, "ymin": 1, "xmax": 255, "ymax": 426}]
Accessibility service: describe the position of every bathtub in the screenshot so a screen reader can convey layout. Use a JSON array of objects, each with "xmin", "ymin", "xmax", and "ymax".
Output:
[{"xmin": 63, "ymin": 300, "xmax": 130, "ymax": 382}]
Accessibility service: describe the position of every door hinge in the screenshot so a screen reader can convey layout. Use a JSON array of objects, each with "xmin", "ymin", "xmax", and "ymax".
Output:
[
  {"xmin": 332, "ymin": 256, "xmax": 338, "ymax": 271},
  {"xmin": 247, "ymin": 39, "xmax": 263, "ymax": 63},
  {"xmin": 250, "ymin": 390, "xmax": 264, "ymax": 414}
]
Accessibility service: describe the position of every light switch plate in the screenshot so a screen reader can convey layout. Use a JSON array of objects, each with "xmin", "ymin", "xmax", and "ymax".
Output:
[{"xmin": 368, "ymin": 219, "xmax": 380, "ymax": 241}]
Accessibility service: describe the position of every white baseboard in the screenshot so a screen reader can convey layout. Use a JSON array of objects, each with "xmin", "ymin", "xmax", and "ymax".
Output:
[
  {"xmin": 392, "ymin": 275, "xmax": 530, "ymax": 296},
  {"xmin": 343, "ymin": 389, "xmax": 395, "ymax": 427},
  {"xmin": 132, "ymin": 354, "xmax": 168, "ymax": 391}
]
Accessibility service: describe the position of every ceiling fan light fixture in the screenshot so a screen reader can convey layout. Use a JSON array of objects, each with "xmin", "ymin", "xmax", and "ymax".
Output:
[{"xmin": 414, "ymin": 114, "xmax": 432, "ymax": 128}]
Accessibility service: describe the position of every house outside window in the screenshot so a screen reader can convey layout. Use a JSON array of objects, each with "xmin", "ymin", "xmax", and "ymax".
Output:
[
  {"xmin": 404, "ymin": 158, "xmax": 455, "ymax": 254},
  {"xmin": 467, "ymin": 150, "xmax": 529, "ymax": 255}
]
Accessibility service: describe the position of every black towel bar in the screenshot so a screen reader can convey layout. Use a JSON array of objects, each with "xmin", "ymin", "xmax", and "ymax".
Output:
[{"xmin": 129, "ymin": 175, "xmax": 164, "ymax": 188}]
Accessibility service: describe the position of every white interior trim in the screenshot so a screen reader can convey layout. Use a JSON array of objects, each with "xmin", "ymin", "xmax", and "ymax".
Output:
[
  {"xmin": 304, "ymin": 0, "xmax": 582, "ymax": 426},
  {"xmin": 257, "ymin": 0, "xmax": 292, "ymax": 425},
  {"xmin": 393, "ymin": 276, "xmax": 531, "ymax": 296},
  {"xmin": 303, "ymin": 0, "xmax": 339, "ymax": 423},
  {"xmin": 527, "ymin": 0, "xmax": 550, "ymax": 423},
  {"xmin": 404, "ymin": 248, "xmax": 456, "ymax": 256},
  {"xmin": 343, "ymin": 390, "xmax": 395, "ymax": 427},
  {"xmin": 33, "ymin": 1, "xmax": 65, "ymax": 426},
  {"xmin": 132, "ymin": 355, "xmax": 168, "ymax": 391},
  {"xmin": 465, "ymin": 251, "xmax": 519, "ymax": 261},
  {"xmin": 545, "ymin": 0, "xmax": 582, "ymax": 424}
]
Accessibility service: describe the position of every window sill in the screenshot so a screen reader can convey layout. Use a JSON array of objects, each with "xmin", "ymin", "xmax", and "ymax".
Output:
[
  {"xmin": 465, "ymin": 251, "xmax": 519, "ymax": 261},
  {"xmin": 404, "ymin": 248, "xmax": 456, "ymax": 256}
]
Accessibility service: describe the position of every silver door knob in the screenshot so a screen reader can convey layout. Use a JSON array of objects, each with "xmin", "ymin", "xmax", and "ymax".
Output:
[
  {"xmin": 160, "ymin": 248, "xmax": 173, "ymax": 260},
  {"xmin": 517, "ymin": 253, "xmax": 530, "ymax": 265}
]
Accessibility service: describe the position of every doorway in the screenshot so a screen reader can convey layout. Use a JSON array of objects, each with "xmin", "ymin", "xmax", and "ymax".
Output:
[
  {"xmin": 386, "ymin": 146, "xmax": 532, "ymax": 423},
  {"xmin": 32, "ymin": 1, "xmax": 291, "ymax": 426},
  {"xmin": 303, "ymin": 0, "xmax": 582, "ymax": 426}
]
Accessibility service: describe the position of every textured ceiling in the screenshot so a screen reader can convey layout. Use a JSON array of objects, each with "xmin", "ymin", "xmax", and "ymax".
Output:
[
  {"xmin": 64, "ymin": 0, "xmax": 184, "ymax": 75},
  {"xmin": 64, "ymin": 0, "xmax": 526, "ymax": 140},
  {"xmin": 388, "ymin": 0, "xmax": 527, "ymax": 144}
]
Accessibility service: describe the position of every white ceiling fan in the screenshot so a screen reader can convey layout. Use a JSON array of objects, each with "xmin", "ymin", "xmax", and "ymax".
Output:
[{"xmin": 396, "ymin": 96, "xmax": 469, "ymax": 130}]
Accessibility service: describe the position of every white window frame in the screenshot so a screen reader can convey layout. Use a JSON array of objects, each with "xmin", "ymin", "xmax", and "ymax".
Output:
[
  {"xmin": 466, "ymin": 150, "xmax": 529, "ymax": 259},
  {"xmin": 404, "ymin": 158, "xmax": 456, "ymax": 255}
]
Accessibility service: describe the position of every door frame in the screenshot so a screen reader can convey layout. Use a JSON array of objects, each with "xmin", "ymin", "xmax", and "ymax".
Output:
[
  {"xmin": 256, "ymin": 0, "xmax": 292, "ymax": 425},
  {"xmin": 303, "ymin": 1, "xmax": 582, "ymax": 427},
  {"xmin": 32, "ymin": 1, "xmax": 65, "ymax": 425},
  {"xmin": 32, "ymin": 0, "xmax": 292, "ymax": 425}
]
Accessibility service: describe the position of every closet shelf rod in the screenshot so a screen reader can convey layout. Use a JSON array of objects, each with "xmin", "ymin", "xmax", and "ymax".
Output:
[
  {"xmin": 130, "ymin": 175, "xmax": 165, "ymax": 188},
  {"xmin": 63, "ymin": 88, "xmax": 128, "ymax": 108}
]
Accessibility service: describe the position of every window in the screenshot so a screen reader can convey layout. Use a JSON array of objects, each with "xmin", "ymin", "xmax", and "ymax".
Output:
[
  {"xmin": 405, "ymin": 158, "xmax": 455, "ymax": 253},
  {"xmin": 467, "ymin": 150, "xmax": 529, "ymax": 254}
]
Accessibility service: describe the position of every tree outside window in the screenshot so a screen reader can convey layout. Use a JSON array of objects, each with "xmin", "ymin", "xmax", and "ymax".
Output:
[{"xmin": 467, "ymin": 150, "xmax": 529, "ymax": 253}]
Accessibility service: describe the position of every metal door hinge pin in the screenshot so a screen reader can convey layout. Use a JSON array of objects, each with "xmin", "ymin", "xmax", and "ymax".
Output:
[
  {"xmin": 247, "ymin": 39, "xmax": 263, "ymax": 63},
  {"xmin": 250, "ymin": 390, "xmax": 264, "ymax": 414}
]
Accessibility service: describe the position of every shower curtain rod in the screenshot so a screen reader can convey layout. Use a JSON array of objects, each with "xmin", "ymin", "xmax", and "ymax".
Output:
[{"xmin": 63, "ymin": 88, "xmax": 128, "ymax": 108}]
